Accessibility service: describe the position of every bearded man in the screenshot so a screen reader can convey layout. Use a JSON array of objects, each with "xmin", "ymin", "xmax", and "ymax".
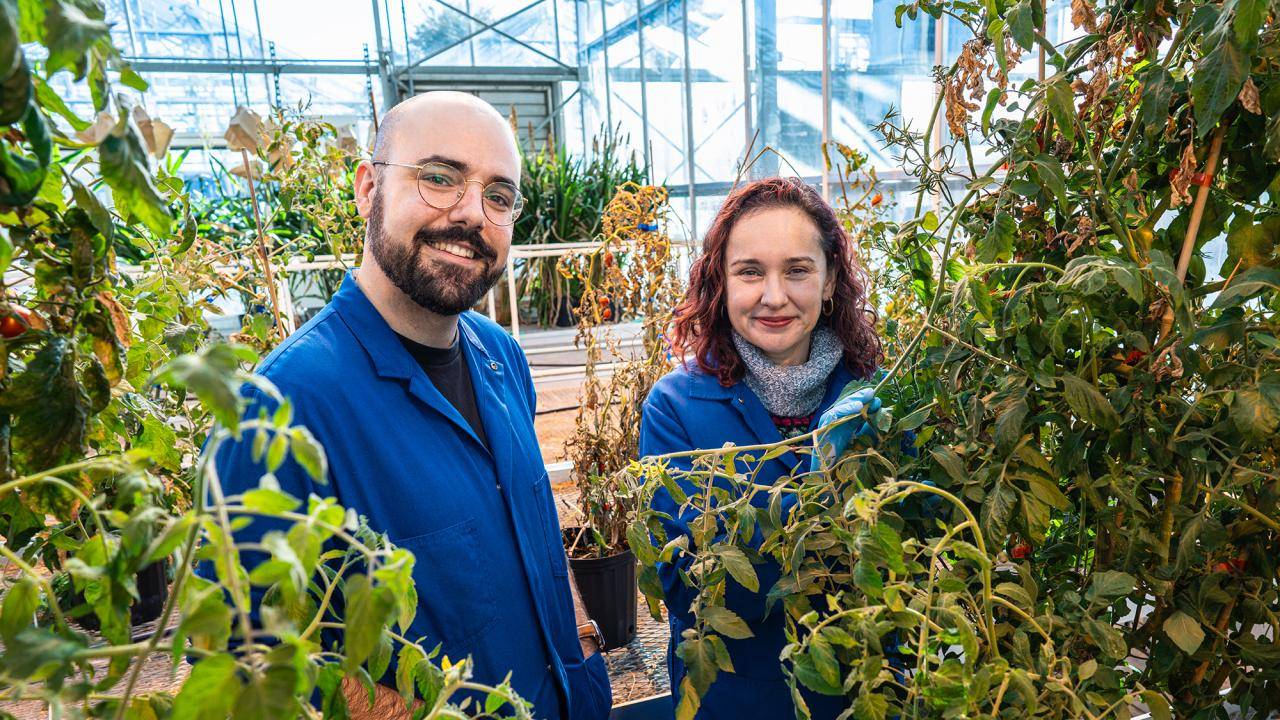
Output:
[{"xmin": 204, "ymin": 92, "xmax": 612, "ymax": 719}]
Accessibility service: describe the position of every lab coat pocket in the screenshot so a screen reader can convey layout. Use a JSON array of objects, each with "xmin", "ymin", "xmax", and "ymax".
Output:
[
  {"xmin": 395, "ymin": 517, "xmax": 499, "ymax": 646},
  {"xmin": 532, "ymin": 473, "xmax": 570, "ymax": 578}
]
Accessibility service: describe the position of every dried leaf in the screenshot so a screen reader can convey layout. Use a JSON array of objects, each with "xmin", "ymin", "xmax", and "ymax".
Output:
[
  {"xmin": 132, "ymin": 106, "xmax": 175, "ymax": 159},
  {"xmin": 1239, "ymin": 76, "xmax": 1261, "ymax": 115},
  {"xmin": 224, "ymin": 105, "xmax": 264, "ymax": 153},
  {"xmin": 1170, "ymin": 143, "xmax": 1196, "ymax": 208},
  {"xmin": 95, "ymin": 291, "xmax": 131, "ymax": 348},
  {"xmin": 1071, "ymin": 0, "xmax": 1098, "ymax": 32},
  {"xmin": 75, "ymin": 110, "xmax": 113, "ymax": 145}
]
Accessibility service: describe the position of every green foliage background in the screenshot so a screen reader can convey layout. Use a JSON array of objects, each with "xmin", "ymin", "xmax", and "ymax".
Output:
[{"xmin": 629, "ymin": 0, "xmax": 1280, "ymax": 717}]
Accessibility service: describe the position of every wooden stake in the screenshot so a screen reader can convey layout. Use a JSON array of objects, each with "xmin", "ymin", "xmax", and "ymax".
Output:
[
  {"xmin": 1175, "ymin": 128, "xmax": 1226, "ymax": 283},
  {"xmin": 1159, "ymin": 126, "xmax": 1226, "ymax": 340},
  {"xmin": 241, "ymin": 148, "xmax": 287, "ymax": 340}
]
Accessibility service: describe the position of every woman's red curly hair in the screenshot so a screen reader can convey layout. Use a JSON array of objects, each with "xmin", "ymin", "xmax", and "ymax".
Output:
[{"xmin": 668, "ymin": 176, "xmax": 882, "ymax": 386}]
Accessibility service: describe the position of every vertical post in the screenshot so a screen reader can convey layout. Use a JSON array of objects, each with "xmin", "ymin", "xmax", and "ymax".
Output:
[
  {"xmin": 575, "ymin": 0, "xmax": 588, "ymax": 151},
  {"xmin": 251, "ymin": 0, "xmax": 271, "ymax": 99},
  {"xmin": 241, "ymin": 149, "xmax": 287, "ymax": 341},
  {"xmin": 932, "ymin": 15, "xmax": 945, "ymax": 213},
  {"xmin": 120, "ymin": 0, "xmax": 139, "ymax": 56},
  {"xmin": 754, "ymin": 0, "xmax": 778, "ymax": 176},
  {"xmin": 506, "ymin": 252, "xmax": 522, "ymax": 341},
  {"xmin": 600, "ymin": 0, "xmax": 613, "ymax": 131},
  {"xmin": 371, "ymin": 0, "xmax": 395, "ymax": 105},
  {"xmin": 636, "ymin": 0, "xmax": 651, "ymax": 178},
  {"xmin": 741, "ymin": 0, "xmax": 753, "ymax": 145},
  {"xmin": 553, "ymin": 0, "xmax": 563, "ymax": 62},
  {"xmin": 227, "ymin": 0, "xmax": 251, "ymax": 102},
  {"xmin": 401, "ymin": 0, "xmax": 414, "ymax": 98},
  {"xmin": 215, "ymin": 0, "xmax": 241, "ymax": 108},
  {"xmin": 465, "ymin": 0, "xmax": 477, "ymax": 66},
  {"xmin": 681, "ymin": 0, "xmax": 698, "ymax": 234},
  {"xmin": 821, "ymin": 0, "xmax": 831, "ymax": 202}
]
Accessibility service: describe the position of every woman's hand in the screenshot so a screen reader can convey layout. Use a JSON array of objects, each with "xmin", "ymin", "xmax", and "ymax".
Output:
[{"xmin": 810, "ymin": 387, "xmax": 881, "ymax": 473}]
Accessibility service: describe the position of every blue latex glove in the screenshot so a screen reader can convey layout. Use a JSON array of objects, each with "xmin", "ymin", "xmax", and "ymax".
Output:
[{"xmin": 810, "ymin": 387, "xmax": 882, "ymax": 473}]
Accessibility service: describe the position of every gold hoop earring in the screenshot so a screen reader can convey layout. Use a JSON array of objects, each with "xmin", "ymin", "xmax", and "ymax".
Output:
[{"xmin": 823, "ymin": 297, "xmax": 834, "ymax": 316}]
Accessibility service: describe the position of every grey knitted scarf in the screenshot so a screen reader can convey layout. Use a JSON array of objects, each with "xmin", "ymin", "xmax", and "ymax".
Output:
[{"xmin": 732, "ymin": 324, "xmax": 843, "ymax": 417}]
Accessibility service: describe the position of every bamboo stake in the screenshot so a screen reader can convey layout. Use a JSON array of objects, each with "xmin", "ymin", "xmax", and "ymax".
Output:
[
  {"xmin": 241, "ymin": 148, "xmax": 287, "ymax": 340},
  {"xmin": 1159, "ymin": 126, "xmax": 1226, "ymax": 340},
  {"xmin": 1175, "ymin": 128, "xmax": 1226, "ymax": 282}
]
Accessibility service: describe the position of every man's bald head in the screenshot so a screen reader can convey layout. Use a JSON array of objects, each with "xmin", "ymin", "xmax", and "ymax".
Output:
[{"xmin": 371, "ymin": 91, "xmax": 517, "ymax": 164}]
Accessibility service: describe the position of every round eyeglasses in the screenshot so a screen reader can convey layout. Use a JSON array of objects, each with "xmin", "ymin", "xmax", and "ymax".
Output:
[{"xmin": 371, "ymin": 160, "xmax": 525, "ymax": 226}]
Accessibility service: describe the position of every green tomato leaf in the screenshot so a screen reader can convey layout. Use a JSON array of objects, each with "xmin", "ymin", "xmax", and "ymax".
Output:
[
  {"xmin": 100, "ymin": 115, "xmax": 173, "ymax": 236},
  {"xmin": 172, "ymin": 653, "xmax": 243, "ymax": 720},
  {"xmin": 1164, "ymin": 610, "xmax": 1206, "ymax": 655},
  {"xmin": 717, "ymin": 545, "xmax": 759, "ymax": 593},
  {"xmin": 289, "ymin": 426, "xmax": 328, "ymax": 482},
  {"xmin": 0, "ymin": 577, "xmax": 40, "ymax": 643},
  {"xmin": 1061, "ymin": 375, "xmax": 1121, "ymax": 430},
  {"xmin": 1191, "ymin": 32, "xmax": 1248, "ymax": 135},
  {"xmin": 979, "ymin": 211, "xmax": 1017, "ymax": 263},
  {"xmin": 701, "ymin": 606, "xmax": 754, "ymax": 640}
]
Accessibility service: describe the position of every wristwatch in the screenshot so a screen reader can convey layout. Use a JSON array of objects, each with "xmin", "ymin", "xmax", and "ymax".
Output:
[{"xmin": 576, "ymin": 619, "xmax": 606, "ymax": 652}]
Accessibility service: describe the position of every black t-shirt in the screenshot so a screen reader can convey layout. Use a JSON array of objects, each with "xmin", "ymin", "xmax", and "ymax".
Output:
[{"xmin": 396, "ymin": 332, "xmax": 489, "ymax": 450}]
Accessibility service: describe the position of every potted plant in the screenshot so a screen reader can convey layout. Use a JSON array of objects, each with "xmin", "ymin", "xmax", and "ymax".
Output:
[{"xmin": 557, "ymin": 183, "xmax": 682, "ymax": 649}]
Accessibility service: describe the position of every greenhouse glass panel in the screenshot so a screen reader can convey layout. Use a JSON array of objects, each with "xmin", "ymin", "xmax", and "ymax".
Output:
[
  {"xmin": 275, "ymin": 75, "xmax": 383, "ymax": 125},
  {"xmin": 828, "ymin": 0, "xmax": 936, "ymax": 169},
  {"xmin": 599, "ymin": 2, "xmax": 648, "ymax": 176},
  {"xmin": 398, "ymin": 0, "xmax": 569, "ymax": 67},
  {"xmin": 105, "ymin": 0, "xmax": 242, "ymax": 60},
  {"xmin": 149, "ymin": 72, "xmax": 273, "ymax": 136},
  {"xmin": 633, "ymin": 1, "xmax": 689, "ymax": 191},
  {"xmin": 685, "ymin": 0, "xmax": 748, "ymax": 185},
  {"xmin": 238, "ymin": 0, "xmax": 377, "ymax": 61}
]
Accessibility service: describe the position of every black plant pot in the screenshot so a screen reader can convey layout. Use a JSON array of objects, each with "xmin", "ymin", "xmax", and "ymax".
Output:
[
  {"xmin": 566, "ymin": 540, "xmax": 638, "ymax": 650},
  {"xmin": 71, "ymin": 560, "xmax": 169, "ymax": 631},
  {"xmin": 553, "ymin": 295, "xmax": 579, "ymax": 328}
]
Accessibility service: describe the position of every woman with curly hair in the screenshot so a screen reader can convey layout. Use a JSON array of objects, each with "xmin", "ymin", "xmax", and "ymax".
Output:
[{"xmin": 639, "ymin": 177, "xmax": 885, "ymax": 719}]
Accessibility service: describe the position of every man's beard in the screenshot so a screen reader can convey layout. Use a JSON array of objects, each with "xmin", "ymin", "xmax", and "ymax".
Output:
[{"xmin": 366, "ymin": 187, "xmax": 503, "ymax": 316}]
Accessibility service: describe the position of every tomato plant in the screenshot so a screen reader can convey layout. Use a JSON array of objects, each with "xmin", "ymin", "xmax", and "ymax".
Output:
[
  {"xmin": 628, "ymin": 0, "xmax": 1280, "ymax": 717},
  {"xmin": 0, "ymin": 2, "xmax": 542, "ymax": 717},
  {"xmin": 559, "ymin": 184, "xmax": 683, "ymax": 558}
]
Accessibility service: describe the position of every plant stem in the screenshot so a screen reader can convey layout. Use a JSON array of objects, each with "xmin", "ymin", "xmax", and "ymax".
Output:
[{"xmin": 241, "ymin": 148, "xmax": 288, "ymax": 340}]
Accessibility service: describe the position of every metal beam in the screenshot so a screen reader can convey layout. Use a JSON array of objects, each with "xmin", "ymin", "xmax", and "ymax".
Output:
[
  {"xmin": 681, "ymin": 0, "xmax": 697, "ymax": 232},
  {"xmin": 582, "ymin": 0, "xmax": 683, "ymax": 54},
  {"xmin": 398, "ymin": 0, "xmax": 564, "ymax": 73},
  {"xmin": 127, "ymin": 57, "xmax": 375, "ymax": 75},
  {"xmin": 635, "ymin": 0, "xmax": 651, "ymax": 177},
  {"xmin": 400, "ymin": 65, "xmax": 579, "ymax": 83}
]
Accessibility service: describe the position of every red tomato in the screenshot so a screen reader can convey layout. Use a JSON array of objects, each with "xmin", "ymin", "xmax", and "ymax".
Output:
[
  {"xmin": 1011, "ymin": 543, "xmax": 1032, "ymax": 560},
  {"xmin": 1125, "ymin": 350, "xmax": 1146, "ymax": 365},
  {"xmin": 871, "ymin": 193, "xmax": 883, "ymax": 206},
  {"xmin": 0, "ymin": 316, "xmax": 23, "ymax": 338},
  {"xmin": 601, "ymin": 307, "xmax": 612, "ymax": 321},
  {"xmin": 0, "ymin": 306, "xmax": 35, "ymax": 338}
]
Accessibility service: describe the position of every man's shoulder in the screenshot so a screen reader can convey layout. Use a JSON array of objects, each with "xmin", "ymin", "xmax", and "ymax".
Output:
[{"xmin": 254, "ymin": 304, "xmax": 357, "ymax": 394}]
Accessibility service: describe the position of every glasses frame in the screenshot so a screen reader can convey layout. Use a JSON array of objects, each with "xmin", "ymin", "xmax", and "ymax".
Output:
[{"xmin": 371, "ymin": 160, "xmax": 525, "ymax": 226}]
